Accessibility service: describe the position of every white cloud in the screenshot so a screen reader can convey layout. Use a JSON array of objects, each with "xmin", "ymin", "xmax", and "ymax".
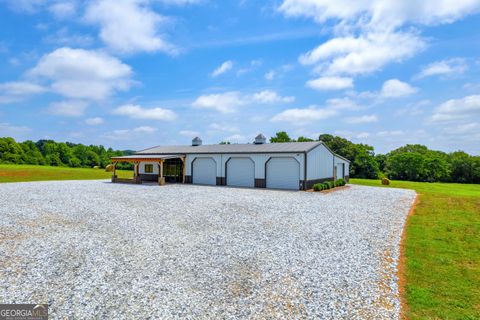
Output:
[
  {"xmin": 417, "ymin": 58, "xmax": 467, "ymax": 78},
  {"xmin": 301, "ymin": 32, "xmax": 424, "ymax": 76},
  {"xmin": 279, "ymin": 0, "xmax": 480, "ymax": 77},
  {"xmin": 0, "ymin": 81, "xmax": 47, "ymax": 103},
  {"xmin": 377, "ymin": 130, "xmax": 404, "ymax": 137},
  {"xmin": 251, "ymin": 90, "xmax": 295, "ymax": 103},
  {"xmin": 0, "ymin": 81, "xmax": 47, "ymax": 96},
  {"xmin": 193, "ymin": 90, "xmax": 294, "ymax": 113},
  {"xmin": 209, "ymin": 123, "xmax": 239, "ymax": 132},
  {"xmin": 105, "ymin": 125, "xmax": 157, "ymax": 140},
  {"xmin": 271, "ymin": 105, "xmax": 338, "ymax": 124},
  {"xmin": 113, "ymin": 104, "xmax": 177, "ymax": 121},
  {"xmin": 0, "ymin": 123, "xmax": 31, "ymax": 137},
  {"xmin": 265, "ymin": 70, "xmax": 276, "ymax": 80},
  {"xmin": 211, "ymin": 60, "xmax": 233, "ymax": 77},
  {"xmin": 157, "ymin": 0, "xmax": 202, "ymax": 4},
  {"xmin": 325, "ymin": 97, "xmax": 361, "ymax": 110},
  {"xmin": 43, "ymin": 28, "xmax": 94, "ymax": 47},
  {"xmin": 49, "ymin": 1, "xmax": 76, "ymax": 19},
  {"xmin": 224, "ymin": 134, "xmax": 248, "ymax": 143},
  {"xmin": 306, "ymin": 76, "xmax": 353, "ymax": 91},
  {"xmin": 279, "ymin": 1, "xmax": 480, "ymax": 29},
  {"xmin": 3, "ymin": 0, "xmax": 46, "ymax": 13},
  {"xmin": 48, "ymin": 100, "xmax": 88, "ymax": 117},
  {"xmin": 356, "ymin": 132, "xmax": 370, "ymax": 139},
  {"xmin": 179, "ymin": 130, "xmax": 200, "ymax": 137},
  {"xmin": 237, "ymin": 59, "xmax": 263, "ymax": 76},
  {"xmin": 192, "ymin": 92, "xmax": 243, "ymax": 113},
  {"xmin": 84, "ymin": 0, "xmax": 177, "ymax": 55},
  {"xmin": 85, "ymin": 117, "xmax": 104, "ymax": 125},
  {"xmin": 381, "ymin": 79, "xmax": 417, "ymax": 98},
  {"xmin": 345, "ymin": 114, "xmax": 378, "ymax": 124},
  {"xmin": 430, "ymin": 94, "xmax": 480, "ymax": 123},
  {"xmin": 29, "ymin": 47, "xmax": 132, "ymax": 101}
]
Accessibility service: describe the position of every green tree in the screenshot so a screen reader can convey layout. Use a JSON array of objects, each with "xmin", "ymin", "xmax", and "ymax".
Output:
[
  {"xmin": 386, "ymin": 152, "xmax": 425, "ymax": 181},
  {"xmin": 270, "ymin": 131, "xmax": 292, "ymax": 143},
  {"xmin": 0, "ymin": 137, "xmax": 26, "ymax": 164},
  {"xmin": 297, "ymin": 136, "xmax": 314, "ymax": 142},
  {"xmin": 449, "ymin": 151, "xmax": 475, "ymax": 183},
  {"xmin": 375, "ymin": 154, "xmax": 387, "ymax": 173}
]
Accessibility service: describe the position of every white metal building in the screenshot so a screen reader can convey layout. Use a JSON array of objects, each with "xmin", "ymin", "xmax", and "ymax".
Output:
[{"xmin": 111, "ymin": 134, "xmax": 350, "ymax": 190}]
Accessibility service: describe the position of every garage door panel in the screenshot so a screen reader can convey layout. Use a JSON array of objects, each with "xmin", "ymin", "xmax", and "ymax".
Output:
[
  {"xmin": 227, "ymin": 158, "xmax": 254, "ymax": 188},
  {"xmin": 192, "ymin": 158, "xmax": 216, "ymax": 185},
  {"xmin": 266, "ymin": 157, "xmax": 300, "ymax": 190}
]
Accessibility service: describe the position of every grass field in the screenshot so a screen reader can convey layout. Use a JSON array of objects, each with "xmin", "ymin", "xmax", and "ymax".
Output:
[
  {"xmin": 350, "ymin": 178, "xmax": 480, "ymax": 320},
  {"xmin": 0, "ymin": 164, "xmax": 132, "ymax": 183}
]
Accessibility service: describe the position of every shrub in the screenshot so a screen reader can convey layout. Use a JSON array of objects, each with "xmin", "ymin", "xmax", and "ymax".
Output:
[
  {"xmin": 381, "ymin": 177, "xmax": 390, "ymax": 185},
  {"xmin": 336, "ymin": 178, "xmax": 346, "ymax": 187},
  {"xmin": 313, "ymin": 183, "xmax": 323, "ymax": 191},
  {"xmin": 326, "ymin": 181, "xmax": 334, "ymax": 189}
]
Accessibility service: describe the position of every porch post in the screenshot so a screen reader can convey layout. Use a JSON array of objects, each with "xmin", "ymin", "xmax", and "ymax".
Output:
[
  {"xmin": 158, "ymin": 160, "xmax": 165, "ymax": 185},
  {"xmin": 181, "ymin": 156, "xmax": 186, "ymax": 183},
  {"xmin": 112, "ymin": 161, "xmax": 117, "ymax": 183},
  {"xmin": 134, "ymin": 161, "xmax": 141, "ymax": 184}
]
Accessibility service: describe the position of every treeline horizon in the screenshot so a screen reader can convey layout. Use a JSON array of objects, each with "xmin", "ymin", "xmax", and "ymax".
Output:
[
  {"xmin": 1, "ymin": 134, "xmax": 479, "ymax": 183},
  {"xmin": 270, "ymin": 131, "xmax": 480, "ymax": 184},
  {"xmin": 0, "ymin": 137, "xmax": 133, "ymax": 170}
]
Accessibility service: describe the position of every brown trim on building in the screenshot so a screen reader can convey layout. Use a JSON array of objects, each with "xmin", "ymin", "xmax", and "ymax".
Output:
[
  {"xmin": 112, "ymin": 176, "xmax": 142, "ymax": 184},
  {"xmin": 254, "ymin": 179, "xmax": 266, "ymax": 188},
  {"xmin": 139, "ymin": 174, "xmax": 159, "ymax": 182},
  {"xmin": 216, "ymin": 177, "xmax": 226, "ymax": 185}
]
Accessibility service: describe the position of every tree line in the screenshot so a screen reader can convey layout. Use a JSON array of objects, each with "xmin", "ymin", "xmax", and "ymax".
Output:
[
  {"xmin": 0, "ymin": 137, "xmax": 133, "ymax": 169},
  {"xmin": 1, "ymin": 134, "xmax": 479, "ymax": 183},
  {"xmin": 270, "ymin": 131, "xmax": 480, "ymax": 183}
]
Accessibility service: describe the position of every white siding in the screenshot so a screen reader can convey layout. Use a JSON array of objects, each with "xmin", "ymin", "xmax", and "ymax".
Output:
[
  {"xmin": 138, "ymin": 162, "xmax": 159, "ymax": 174},
  {"xmin": 334, "ymin": 156, "xmax": 350, "ymax": 177},
  {"xmin": 306, "ymin": 144, "xmax": 334, "ymax": 180},
  {"xmin": 186, "ymin": 153, "xmax": 305, "ymax": 180}
]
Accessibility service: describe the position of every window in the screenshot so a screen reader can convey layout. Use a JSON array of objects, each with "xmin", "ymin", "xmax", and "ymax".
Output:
[{"xmin": 144, "ymin": 164, "xmax": 153, "ymax": 173}]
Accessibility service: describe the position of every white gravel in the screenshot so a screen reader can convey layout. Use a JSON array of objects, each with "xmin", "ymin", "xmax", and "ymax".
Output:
[{"xmin": 0, "ymin": 180, "xmax": 415, "ymax": 319}]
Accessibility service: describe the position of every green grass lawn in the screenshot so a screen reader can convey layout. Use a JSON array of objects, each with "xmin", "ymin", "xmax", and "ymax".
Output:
[
  {"xmin": 0, "ymin": 164, "xmax": 132, "ymax": 183},
  {"xmin": 350, "ymin": 178, "xmax": 480, "ymax": 320}
]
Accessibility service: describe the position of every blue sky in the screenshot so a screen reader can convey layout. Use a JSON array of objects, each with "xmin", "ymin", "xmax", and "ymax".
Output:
[{"xmin": 0, "ymin": 0, "xmax": 479, "ymax": 154}]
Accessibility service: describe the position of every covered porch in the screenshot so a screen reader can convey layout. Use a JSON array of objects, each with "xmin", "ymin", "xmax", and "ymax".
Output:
[{"xmin": 110, "ymin": 155, "xmax": 186, "ymax": 185}]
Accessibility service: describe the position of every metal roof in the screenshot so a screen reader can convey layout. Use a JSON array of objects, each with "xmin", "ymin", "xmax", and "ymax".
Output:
[
  {"xmin": 111, "ymin": 154, "xmax": 180, "ymax": 160},
  {"xmin": 135, "ymin": 141, "xmax": 324, "ymax": 155}
]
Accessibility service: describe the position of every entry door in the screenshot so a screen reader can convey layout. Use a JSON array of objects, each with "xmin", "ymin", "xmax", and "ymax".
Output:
[
  {"xmin": 192, "ymin": 157, "xmax": 216, "ymax": 185},
  {"xmin": 266, "ymin": 157, "xmax": 300, "ymax": 190},
  {"xmin": 226, "ymin": 158, "xmax": 255, "ymax": 188}
]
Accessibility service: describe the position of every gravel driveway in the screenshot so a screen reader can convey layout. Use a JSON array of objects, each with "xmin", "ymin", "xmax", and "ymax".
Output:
[{"xmin": 0, "ymin": 181, "xmax": 415, "ymax": 319}]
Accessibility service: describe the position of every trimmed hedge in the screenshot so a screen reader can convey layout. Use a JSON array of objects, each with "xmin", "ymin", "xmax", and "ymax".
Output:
[
  {"xmin": 313, "ymin": 183, "xmax": 323, "ymax": 191},
  {"xmin": 312, "ymin": 179, "xmax": 347, "ymax": 191}
]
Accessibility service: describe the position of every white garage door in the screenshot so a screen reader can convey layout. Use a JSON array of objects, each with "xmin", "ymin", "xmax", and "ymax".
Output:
[
  {"xmin": 192, "ymin": 157, "xmax": 216, "ymax": 185},
  {"xmin": 226, "ymin": 158, "xmax": 254, "ymax": 188},
  {"xmin": 266, "ymin": 157, "xmax": 300, "ymax": 190}
]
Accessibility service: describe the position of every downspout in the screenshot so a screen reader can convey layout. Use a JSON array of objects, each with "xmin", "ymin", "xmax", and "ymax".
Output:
[
  {"xmin": 333, "ymin": 155, "xmax": 335, "ymax": 180},
  {"xmin": 304, "ymin": 151, "xmax": 307, "ymax": 190}
]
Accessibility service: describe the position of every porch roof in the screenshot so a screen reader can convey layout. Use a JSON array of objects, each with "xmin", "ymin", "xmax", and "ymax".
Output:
[{"xmin": 111, "ymin": 154, "xmax": 183, "ymax": 162}]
